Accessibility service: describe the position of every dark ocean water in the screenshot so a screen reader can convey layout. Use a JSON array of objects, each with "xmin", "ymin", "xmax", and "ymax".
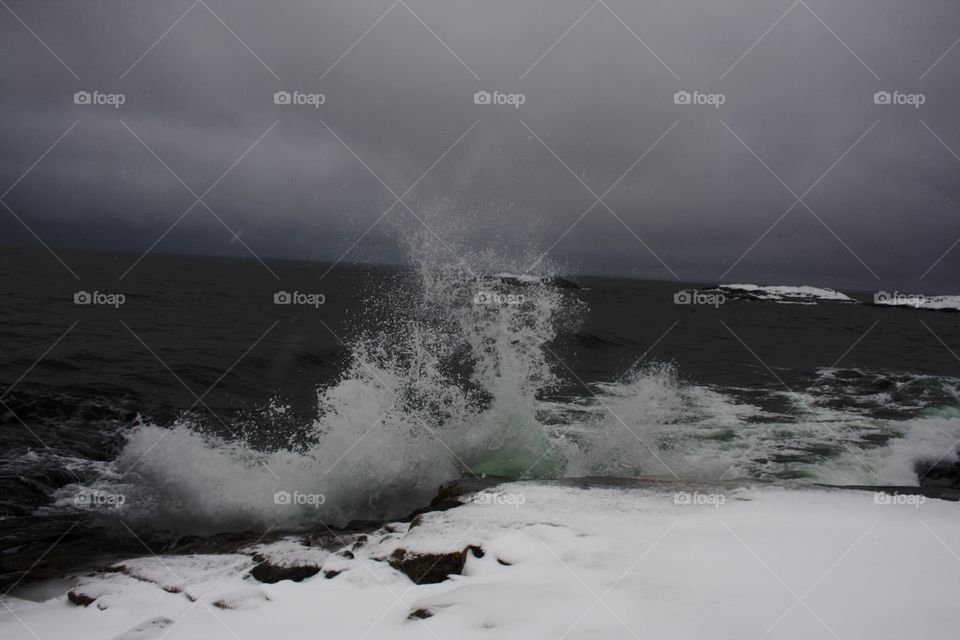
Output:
[{"xmin": 1, "ymin": 245, "xmax": 958, "ymax": 588}]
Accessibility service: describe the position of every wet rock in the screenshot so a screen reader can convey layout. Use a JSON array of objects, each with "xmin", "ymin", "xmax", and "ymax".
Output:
[
  {"xmin": 408, "ymin": 608, "xmax": 434, "ymax": 620},
  {"xmin": 387, "ymin": 546, "xmax": 483, "ymax": 584},
  {"xmin": 67, "ymin": 589, "xmax": 96, "ymax": 606},
  {"xmin": 249, "ymin": 554, "xmax": 321, "ymax": 583}
]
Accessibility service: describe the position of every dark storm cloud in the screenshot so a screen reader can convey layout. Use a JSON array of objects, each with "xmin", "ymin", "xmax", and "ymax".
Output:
[{"xmin": 1, "ymin": 0, "xmax": 959, "ymax": 290}]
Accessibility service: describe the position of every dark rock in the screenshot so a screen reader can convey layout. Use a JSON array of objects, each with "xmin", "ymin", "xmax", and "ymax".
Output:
[
  {"xmin": 249, "ymin": 554, "xmax": 321, "ymax": 584},
  {"xmin": 68, "ymin": 590, "xmax": 96, "ymax": 606},
  {"xmin": 387, "ymin": 545, "xmax": 483, "ymax": 584},
  {"xmin": 324, "ymin": 569, "xmax": 341, "ymax": 579},
  {"xmin": 408, "ymin": 608, "xmax": 433, "ymax": 620}
]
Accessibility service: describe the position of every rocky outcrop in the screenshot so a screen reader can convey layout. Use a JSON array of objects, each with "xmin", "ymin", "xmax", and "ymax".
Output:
[
  {"xmin": 248, "ymin": 554, "xmax": 321, "ymax": 584},
  {"xmin": 387, "ymin": 546, "xmax": 484, "ymax": 584}
]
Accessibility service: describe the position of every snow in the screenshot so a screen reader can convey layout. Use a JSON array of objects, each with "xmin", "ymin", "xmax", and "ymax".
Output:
[
  {"xmin": 2, "ymin": 482, "xmax": 958, "ymax": 639},
  {"xmin": 720, "ymin": 283, "xmax": 855, "ymax": 303}
]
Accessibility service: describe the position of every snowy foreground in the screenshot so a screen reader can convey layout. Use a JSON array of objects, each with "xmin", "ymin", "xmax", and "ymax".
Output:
[{"xmin": 3, "ymin": 482, "xmax": 959, "ymax": 640}]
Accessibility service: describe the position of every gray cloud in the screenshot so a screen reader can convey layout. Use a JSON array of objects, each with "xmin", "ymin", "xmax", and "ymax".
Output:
[{"xmin": 1, "ymin": 0, "xmax": 958, "ymax": 291}]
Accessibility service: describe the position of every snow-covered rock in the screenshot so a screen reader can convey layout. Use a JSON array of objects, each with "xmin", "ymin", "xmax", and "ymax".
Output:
[{"xmin": 717, "ymin": 283, "xmax": 856, "ymax": 304}]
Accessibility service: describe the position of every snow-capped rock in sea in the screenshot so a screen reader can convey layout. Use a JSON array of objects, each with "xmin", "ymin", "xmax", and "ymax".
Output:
[{"xmin": 715, "ymin": 283, "xmax": 856, "ymax": 304}]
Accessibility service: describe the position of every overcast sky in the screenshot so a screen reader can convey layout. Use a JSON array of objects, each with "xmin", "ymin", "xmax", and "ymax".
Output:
[{"xmin": 1, "ymin": 0, "xmax": 958, "ymax": 291}]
